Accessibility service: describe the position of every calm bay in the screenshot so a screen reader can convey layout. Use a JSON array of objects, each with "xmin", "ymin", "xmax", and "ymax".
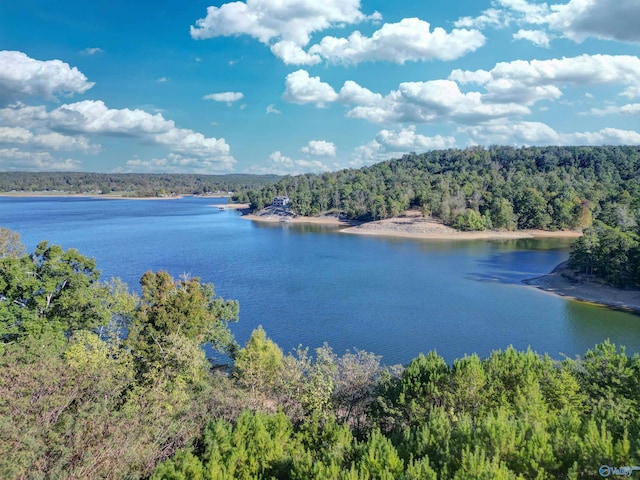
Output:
[{"xmin": 2, "ymin": 195, "xmax": 639, "ymax": 365}]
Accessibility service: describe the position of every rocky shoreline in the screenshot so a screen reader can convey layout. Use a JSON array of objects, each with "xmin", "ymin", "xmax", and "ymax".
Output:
[{"xmin": 524, "ymin": 262, "xmax": 640, "ymax": 313}]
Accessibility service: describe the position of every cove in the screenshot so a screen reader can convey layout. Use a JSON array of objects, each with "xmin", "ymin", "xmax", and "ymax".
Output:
[{"xmin": 2, "ymin": 195, "xmax": 639, "ymax": 365}]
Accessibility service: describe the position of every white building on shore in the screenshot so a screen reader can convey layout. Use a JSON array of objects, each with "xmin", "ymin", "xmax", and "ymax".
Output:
[{"xmin": 272, "ymin": 196, "xmax": 289, "ymax": 207}]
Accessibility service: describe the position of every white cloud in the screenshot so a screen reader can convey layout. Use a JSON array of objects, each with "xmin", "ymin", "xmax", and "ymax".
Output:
[
  {"xmin": 282, "ymin": 70, "xmax": 338, "ymax": 107},
  {"xmin": 155, "ymin": 128, "xmax": 234, "ymax": 162},
  {"xmin": 450, "ymin": 54, "xmax": 640, "ymax": 104},
  {"xmin": 454, "ymin": 8, "xmax": 504, "ymax": 29},
  {"xmin": 0, "ymin": 148, "xmax": 81, "ymax": 171},
  {"xmin": 267, "ymin": 150, "xmax": 330, "ymax": 174},
  {"xmin": 0, "ymin": 51, "xmax": 94, "ymax": 105},
  {"xmin": 376, "ymin": 126, "xmax": 456, "ymax": 151},
  {"xmin": 282, "ymin": 54, "xmax": 640, "ymax": 129},
  {"xmin": 0, "ymin": 101, "xmax": 236, "ymax": 171},
  {"xmin": 338, "ymin": 81, "xmax": 383, "ymax": 106},
  {"xmin": 308, "ymin": 18, "xmax": 485, "ymax": 65},
  {"xmin": 567, "ymin": 127, "xmax": 640, "ymax": 145},
  {"xmin": 344, "ymin": 79, "xmax": 530, "ymax": 124},
  {"xmin": 203, "ymin": 91, "xmax": 244, "ymax": 102},
  {"xmin": 457, "ymin": 0, "xmax": 640, "ymax": 47},
  {"xmin": 352, "ymin": 126, "xmax": 456, "ymax": 167},
  {"xmin": 190, "ymin": 0, "xmax": 379, "ymax": 51},
  {"xmin": 461, "ymin": 120, "xmax": 561, "ymax": 145},
  {"xmin": 0, "ymin": 126, "xmax": 97, "ymax": 152},
  {"xmin": 157, "ymin": 77, "xmax": 169, "ymax": 83},
  {"xmin": 266, "ymin": 104, "xmax": 281, "ymax": 114},
  {"xmin": 270, "ymin": 40, "xmax": 321, "ymax": 65},
  {"xmin": 497, "ymin": 0, "xmax": 550, "ymax": 24},
  {"xmin": 301, "ymin": 140, "xmax": 336, "ymax": 156},
  {"xmin": 48, "ymin": 100, "xmax": 174, "ymax": 135},
  {"xmin": 460, "ymin": 120, "xmax": 640, "ymax": 146},
  {"xmin": 124, "ymin": 152, "xmax": 236, "ymax": 174},
  {"xmin": 513, "ymin": 29, "xmax": 551, "ymax": 47},
  {"xmin": 547, "ymin": 0, "xmax": 640, "ymax": 43},
  {"xmin": 80, "ymin": 47, "xmax": 103, "ymax": 56},
  {"xmin": 586, "ymin": 103, "xmax": 640, "ymax": 116}
]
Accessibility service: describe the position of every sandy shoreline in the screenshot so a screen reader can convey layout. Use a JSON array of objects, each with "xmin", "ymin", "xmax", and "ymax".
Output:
[
  {"xmin": 243, "ymin": 209, "xmax": 582, "ymax": 239},
  {"xmin": 242, "ymin": 213, "xmax": 352, "ymax": 226},
  {"xmin": 524, "ymin": 262, "xmax": 640, "ymax": 314}
]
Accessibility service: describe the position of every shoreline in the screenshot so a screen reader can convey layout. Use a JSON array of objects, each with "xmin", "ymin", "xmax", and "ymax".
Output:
[
  {"xmin": 0, "ymin": 192, "xmax": 184, "ymax": 200},
  {"xmin": 340, "ymin": 210, "xmax": 582, "ymax": 240},
  {"xmin": 524, "ymin": 262, "xmax": 640, "ymax": 314},
  {"xmin": 243, "ymin": 208, "xmax": 583, "ymax": 240},
  {"xmin": 242, "ymin": 212, "xmax": 353, "ymax": 226},
  {"xmin": 0, "ymin": 192, "xmax": 238, "ymax": 201}
]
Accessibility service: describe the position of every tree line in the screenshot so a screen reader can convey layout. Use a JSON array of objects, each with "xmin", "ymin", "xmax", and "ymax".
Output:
[
  {"xmin": 0, "ymin": 172, "xmax": 280, "ymax": 197},
  {"xmin": 235, "ymin": 145, "xmax": 640, "ymax": 232},
  {"xmin": 1, "ymin": 228, "xmax": 639, "ymax": 479}
]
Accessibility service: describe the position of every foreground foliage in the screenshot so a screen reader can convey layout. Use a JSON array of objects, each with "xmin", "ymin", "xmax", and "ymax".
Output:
[
  {"xmin": 1, "ymin": 232, "xmax": 638, "ymax": 479},
  {"xmin": 155, "ymin": 342, "xmax": 640, "ymax": 480}
]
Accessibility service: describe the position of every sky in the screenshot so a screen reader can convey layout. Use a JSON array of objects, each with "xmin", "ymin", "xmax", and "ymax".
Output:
[{"xmin": 0, "ymin": 0, "xmax": 639, "ymax": 175}]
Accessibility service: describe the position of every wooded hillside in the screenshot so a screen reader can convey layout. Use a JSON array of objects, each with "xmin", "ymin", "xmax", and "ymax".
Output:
[
  {"xmin": 237, "ymin": 146, "xmax": 640, "ymax": 232},
  {"xmin": 0, "ymin": 172, "xmax": 280, "ymax": 197}
]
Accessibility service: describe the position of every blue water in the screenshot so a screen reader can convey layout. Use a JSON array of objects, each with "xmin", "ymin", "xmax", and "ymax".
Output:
[{"xmin": 2, "ymin": 196, "xmax": 639, "ymax": 365}]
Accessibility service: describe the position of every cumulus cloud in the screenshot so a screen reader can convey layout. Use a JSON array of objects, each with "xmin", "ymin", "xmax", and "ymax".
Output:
[
  {"xmin": 283, "ymin": 54, "xmax": 640, "ymax": 131},
  {"xmin": 450, "ymin": 54, "xmax": 640, "ymax": 104},
  {"xmin": 0, "ymin": 126, "xmax": 97, "ymax": 152},
  {"xmin": 266, "ymin": 104, "xmax": 281, "ymax": 114},
  {"xmin": 547, "ymin": 0, "xmax": 640, "ymax": 43},
  {"xmin": 267, "ymin": 150, "xmax": 330, "ymax": 174},
  {"xmin": 270, "ymin": 41, "xmax": 321, "ymax": 65},
  {"xmin": 456, "ymin": 0, "xmax": 640, "ymax": 46},
  {"xmin": 0, "ymin": 51, "xmax": 94, "ymax": 105},
  {"xmin": 124, "ymin": 152, "xmax": 236, "ymax": 174},
  {"xmin": 191, "ymin": 0, "xmax": 380, "ymax": 64},
  {"xmin": 0, "ymin": 101, "xmax": 236, "ymax": 171},
  {"xmin": 586, "ymin": 103, "xmax": 640, "ymax": 116},
  {"xmin": 203, "ymin": 91, "xmax": 244, "ymax": 102},
  {"xmin": 513, "ymin": 29, "xmax": 551, "ymax": 47},
  {"xmin": 344, "ymin": 79, "xmax": 530, "ymax": 124},
  {"xmin": 0, "ymin": 148, "xmax": 81, "ymax": 171},
  {"xmin": 454, "ymin": 8, "xmax": 504, "ymax": 29},
  {"xmin": 460, "ymin": 120, "xmax": 640, "ymax": 146},
  {"xmin": 308, "ymin": 18, "xmax": 485, "ymax": 65},
  {"xmin": 301, "ymin": 140, "xmax": 336, "ymax": 156},
  {"xmin": 47, "ymin": 100, "xmax": 174, "ymax": 135},
  {"xmin": 155, "ymin": 128, "xmax": 234, "ymax": 161},
  {"xmin": 352, "ymin": 126, "xmax": 456, "ymax": 167},
  {"xmin": 283, "ymin": 70, "xmax": 338, "ymax": 107}
]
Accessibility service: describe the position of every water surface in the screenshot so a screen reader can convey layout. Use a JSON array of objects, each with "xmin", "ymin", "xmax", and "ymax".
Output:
[{"xmin": 2, "ymin": 196, "xmax": 638, "ymax": 364}]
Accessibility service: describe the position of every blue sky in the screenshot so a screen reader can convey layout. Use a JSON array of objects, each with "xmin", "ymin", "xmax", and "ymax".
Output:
[{"xmin": 0, "ymin": 0, "xmax": 639, "ymax": 175}]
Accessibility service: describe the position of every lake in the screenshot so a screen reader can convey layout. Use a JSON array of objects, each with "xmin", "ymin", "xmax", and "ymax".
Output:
[{"xmin": 2, "ymin": 195, "xmax": 639, "ymax": 365}]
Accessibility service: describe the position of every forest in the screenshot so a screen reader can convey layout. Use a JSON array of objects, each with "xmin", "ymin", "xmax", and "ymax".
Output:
[
  {"xmin": 1, "ymin": 227, "xmax": 639, "ymax": 479},
  {"xmin": 236, "ymin": 145, "xmax": 640, "ymax": 229},
  {"xmin": 0, "ymin": 172, "xmax": 280, "ymax": 197}
]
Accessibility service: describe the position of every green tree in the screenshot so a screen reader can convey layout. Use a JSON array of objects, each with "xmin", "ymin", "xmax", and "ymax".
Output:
[
  {"xmin": 234, "ymin": 326, "xmax": 284, "ymax": 401},
  {"xmin": 127, "ymin": 271, "xmax": 239, "ymax": 373},
  {"xmin": 0, "ymin": 241, "xmax": 133, "ymax": 348}
]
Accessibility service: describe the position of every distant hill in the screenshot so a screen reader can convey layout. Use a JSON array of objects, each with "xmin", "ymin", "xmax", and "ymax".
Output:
[
  {"xmin": 236, "ymin": 145, "xmax": 640, "ymax": 232},
  {"xmin": 0, "ymin": 172, "xmax": 281, "ymax": 197}
]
